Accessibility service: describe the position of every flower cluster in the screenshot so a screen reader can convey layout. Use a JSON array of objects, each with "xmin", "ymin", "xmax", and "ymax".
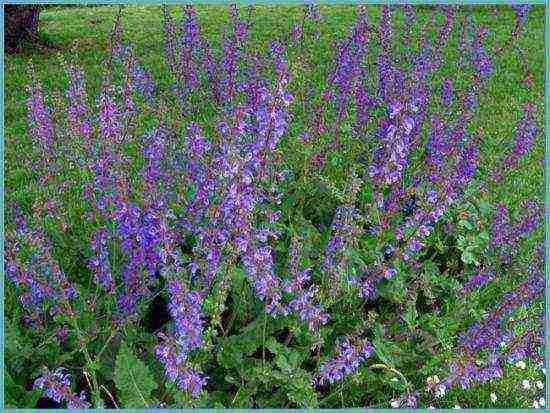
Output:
[
  {"xmin": 489, "ymin": 199, "xmax": 540, "ymax": 264},
  {"xmin": 282, "ymin": 237, "xmax": 329, "ymax": 331},
  {"xmin": 6, "ymin": 3, "xmax": 543, "ymax": 408},
  {"xmin": 155, "ymin": 278, "xmax": 206, "ymax": 397},
  {"xmin": 33, "ymin": 367, "xmax": 89, "ymax": 408},
  {"xmin": 391, "ymin": 391, "xmax": 419, "ymax": 408},
  {"xmin": 5, "ymin": 206, "xmax": 78, "ymax": 328},
  {"xmin": 439, "ymin": 249, "xmax": 544, "ymax": 391},
  {"xmin": 315, "ymin": 336, "xmax": 374, "ymax": 386},
  {"xmin": 322, "ymin": 203, "xmax": 361, "ymax": 293},
  {"xmin": 492, "ymin": 102, "xmax": 538, "ymax": 182}
]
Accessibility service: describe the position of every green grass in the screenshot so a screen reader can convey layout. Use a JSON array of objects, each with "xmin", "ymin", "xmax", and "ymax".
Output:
[
  {"xmin": 5, "ymin": 5, "xmax": 544, "ymax": 204},
  {"xmin": 4, "ymin": 4, "xmax": 545, "ymax": 409}
]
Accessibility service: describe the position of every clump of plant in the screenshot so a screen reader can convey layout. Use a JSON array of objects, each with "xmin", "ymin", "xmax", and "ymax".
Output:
[{"xmin": 5, "ymin": 3, "xmax": 543, "ymax": 408}]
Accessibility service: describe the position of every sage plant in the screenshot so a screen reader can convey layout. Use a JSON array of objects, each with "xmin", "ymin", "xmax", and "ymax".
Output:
[{"xmin": 6, "ymin": 3, "xmax": 542, "ymax": 409}]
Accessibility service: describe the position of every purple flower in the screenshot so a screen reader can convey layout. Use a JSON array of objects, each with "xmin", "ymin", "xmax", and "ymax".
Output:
[
  {"xmin": 155, "ymin": 332, "xmax": 207, "ymax": 398},
  {"xmin": 155, "ymin": 278, "xmax": 206, "ymax": 398},
  {"xmin": 178, "ymin": 368, "xmax": 208, "ymax": 398},
  {"xmin": 384, "ymin": 267, "xmax": 397, "ymax": 279},
  {"xmin": 493, "ymin": 103, "xmax": 538, "ymax": 181},
  {"xmin": 163, "ymin": 6, "xmax": 178, "ymax": 76},
  {"xmin": 512, "ymin": 5, "xmax": 531, "ymax": 30},
  {"xmin": 461, "ymin": 269, "xmax": 495, "ymax": 293},
  {"xmin": 6, "ymin": 207, "xmax": 79, "ymax": 326},
  {"xmin": 316, "ymin": 337, "xmax": 374, "ymax": 386},
  {"xmin": 391, "ymin": 391, "xmax": 418, "ymax": 408},
  {"xmin": 291, "ymin": 23, "xmax": 302, "ymax": 44},
  {"xmin": 470, "ymin": 26, "xmax": 493, "ymax": 79},
  {"xmin": 441, "ymin": 78, "xmax": 454, "ymax": 107},
  {"xmin": 286, "ymin": 285, "xmax": 329, "ymax": 331},
  {"xmin": 98, "ymin": 83, "xmax": 123, "ymax": 144},
  {"xmin": 65, "ymin": 65, "xmax": 92, "ymax": 142},
  {"xmin": 26, "ymin": 69, "xmax": 55, "ymax": 150},
  {"xmin": 444, "ymin": 259, "xmax": 544, "ymax": 390},
  {"xmin": 322, "ymin": 204, "xmax": 360, "ymax": 290},
  {"xmin": 229, "ymin": 4, "xmax": 249, "ymax": 44},
  {"xmin": 34, "ymin": 367, "xmax": 90, "ymax": 408}
]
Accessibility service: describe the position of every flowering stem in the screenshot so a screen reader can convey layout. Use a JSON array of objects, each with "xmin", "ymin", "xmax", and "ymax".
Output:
[
  {"xmin": 370, "ymin": 363, "xmax": 411, "ymax": 389},
  {"xmin": 69, "ymin": 316, "xmax": 101, "ymax": 406}
]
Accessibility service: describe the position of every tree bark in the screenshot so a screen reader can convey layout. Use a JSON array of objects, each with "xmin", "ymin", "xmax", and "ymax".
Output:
[{"xmin": 5, "ymin": 5, "xmax": 42, "ymax": 52}]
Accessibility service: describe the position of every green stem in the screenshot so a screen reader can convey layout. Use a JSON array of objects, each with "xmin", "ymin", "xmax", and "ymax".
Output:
[
  {"xmin": 96, "ymin": 328, "xmax": 118, "ymax": 360},
  {"xmin": 69, "ymin": 316, "xmax": 101, "ymax": 406},
  {"xmin": 370, "ymin": 363, "xmax": 411, "ymax": 388}
]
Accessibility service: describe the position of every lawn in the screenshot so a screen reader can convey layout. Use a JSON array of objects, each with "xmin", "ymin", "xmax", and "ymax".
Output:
[{"xmin": 4, "ymin": 4, "xmax": 545, "ymax": 409}]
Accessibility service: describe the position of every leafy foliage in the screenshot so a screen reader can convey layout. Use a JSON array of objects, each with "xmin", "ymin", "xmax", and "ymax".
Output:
[
  {"xmin": 114, "ymin": 342, "xmax": 158, "ymax": 408},
  {"xmin": 4, "ymin": 3, "xmax": 544, "ymax": 409}
]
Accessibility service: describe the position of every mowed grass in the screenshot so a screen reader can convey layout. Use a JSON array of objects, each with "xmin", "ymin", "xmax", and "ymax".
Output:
[{"xmin": 4, "ymin": 4, "xmax": 545, "ymax": 408}]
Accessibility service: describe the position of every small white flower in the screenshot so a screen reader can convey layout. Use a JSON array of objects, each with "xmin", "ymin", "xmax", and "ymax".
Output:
[
  {"xmin": 453, "ymin": 404, "xmax": 461, "ymax": 409},
  {"xmin": 426, "ymin": 375, "xmax": 440, "ymax": 386},
  {"xmin": 390, "ymin": 399, "xmax": 400, "ymax": 408},
  {"xmin": 533, "ymin": 400, "xmax": 540, "ymax": 409},
  {"xmin": 522, "ymin": 379, "xmax": 531, "ymax": 389},
  {"xmin": 435, "ymin": 384, "xmax": 446, "ymax": 398},
  {"xmin": 516, "ymin": 360, "xmax": 527, "ymax": 369},
  {"xmin": 490, "ymin": 392, "xmax": 497, "ymax": 403},
  {"xmin": 428, "ymin": 406, "xmax": 435, "ymax": 410},
  {"xmin": 539, "ymin": 397, "xmax": 545, "ymax": 407},
  {"xmin": 536, "ymin": 380, "xmax": 544, "ymax": 390}
]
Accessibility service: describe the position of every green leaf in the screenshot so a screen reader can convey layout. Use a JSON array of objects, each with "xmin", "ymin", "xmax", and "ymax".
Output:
[
  {"xmin": 461, "ymin": 249, "xmax": 476, "ymax": 265},
  {"xmin": 87, "ymin": 359, "xmax": 100, "ymax": 372},
  {"xmin": 114, "ymin": 342, "xmax": 158, "ymax": 408},
  {"xmin": 6, "ymin": 319, "xmax": 33, "ymax": 374},
  {"xmin": 478, "ymin": 231, "xmax": 490, "ymax": 242},
  {"xmin": 478, "ymin": 201, "xmax": 492, "ymax": 216},
  {"xmin": 456, "ymin": 235, "xmax": 466, "ymax": 250},
  {"xmin": 286, "ymin": 373, "xmax": 318, "ymax": 408},
  {"xmin": 330, "ymin": 153, "xmax": 342, "ymax": 168},
  {"xmin": 5, "ymin": 371, "xmax": 41, "ymax": 408},
  {"xmin": 5, "ymin": 320, "xmax": 20, "ymax": 356},
  {"xmin": 6, "ymin": 371, "xmax": 24, "ymax": 408},
  {"xmin": 458, "ymin": 219, "xmax": 474, "ymax": 231},
  {"xmin": 403, "ymin": 305, "xmax": 418, "ymax": 330}
]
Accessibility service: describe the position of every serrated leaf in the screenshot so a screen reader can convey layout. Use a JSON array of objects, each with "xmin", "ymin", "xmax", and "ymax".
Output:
[
  {"xmin": 275, "ymin": 354, "xmax": 292, "ymax": 373},
  {"xmin": 265, "ymin": 337, "xmax": 284, "ymax": 355},
  {"xmin": 5, "ymin": 371, "xmax": 41, "ymax": 408},
  {"xmin": 114, "ymin": 342, "xmax": 158, "ymax": 408},
  {"xmin": 6, "ymin": 371, "xmax": 24, "ymax": 408}
]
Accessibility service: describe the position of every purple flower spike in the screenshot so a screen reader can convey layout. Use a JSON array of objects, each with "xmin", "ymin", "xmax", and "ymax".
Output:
[
  {"xmin": 315, "ymin": 337, "xmax": 374, "ymax": 386},
  {"xmin": 34, "ymin": 367, "xmax": 90, "ymax": 408}
]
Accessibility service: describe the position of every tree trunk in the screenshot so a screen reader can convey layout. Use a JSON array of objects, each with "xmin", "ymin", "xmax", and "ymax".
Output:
[{"xmin": 5, "ymin": 5, "xmax": 42, "ymax": 52}]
